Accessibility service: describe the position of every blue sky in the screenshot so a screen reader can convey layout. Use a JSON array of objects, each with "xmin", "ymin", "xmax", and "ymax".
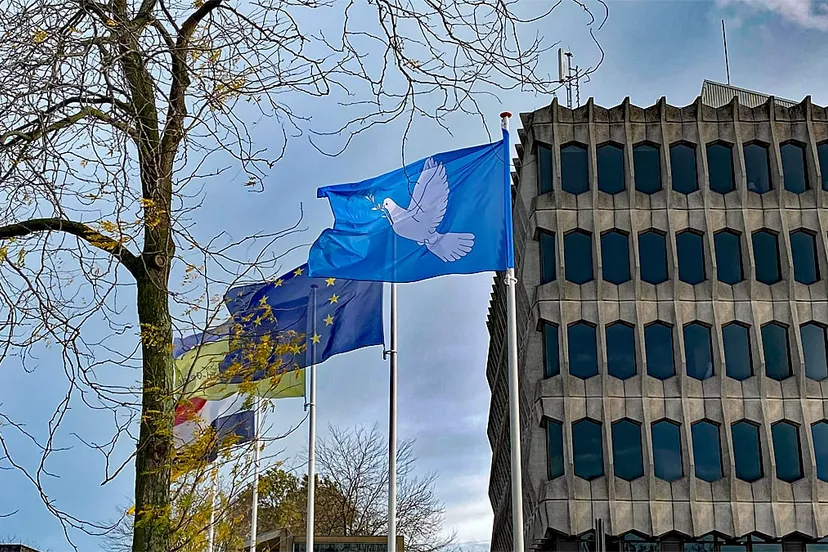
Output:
[{"xmin": 3, "ymin": 0, "xmax": 828, "ymax": 550}]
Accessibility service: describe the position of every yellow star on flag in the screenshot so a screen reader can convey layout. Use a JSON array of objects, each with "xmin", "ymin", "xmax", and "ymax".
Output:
[
  {"xmin": 294, "ymin": 267, "xmax": 304, "ymax": 277},
  {"xmin": 274, "ymin": 278, "xmax": 284, "ymax": 287},
  {"xmin": 326, "ymin": 277, "xmax": 336, "ymax": 286},
  {"xmin": 324, "ymin": 314, "xmax": 334, "ymax": 326},
  {"xmin": 329, "ymin": 293, "xmax": 339, "ymax": 304},
  {"xmin": 311, "ymin": 334, "xmax": 321, "ymax": 344}
]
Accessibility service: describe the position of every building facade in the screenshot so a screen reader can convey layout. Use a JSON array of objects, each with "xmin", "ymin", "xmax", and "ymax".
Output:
[{"xmin": 486, "ymin": 84, "xmax": 828, "ymax": 551}]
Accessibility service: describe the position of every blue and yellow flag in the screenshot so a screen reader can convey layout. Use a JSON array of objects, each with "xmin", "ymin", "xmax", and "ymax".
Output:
[{"xmin": 173, "ymin": 322, "xmax": 305, "ymax": 401}]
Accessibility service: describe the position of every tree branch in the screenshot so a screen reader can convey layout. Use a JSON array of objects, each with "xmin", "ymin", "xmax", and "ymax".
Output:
[
  {"xmin": 160, "ymin": 0, "xmax": 223, "ymax": 157},
  {"xmin": 0, "ymin": 218, "xmax": 142, "ymax": 277}
]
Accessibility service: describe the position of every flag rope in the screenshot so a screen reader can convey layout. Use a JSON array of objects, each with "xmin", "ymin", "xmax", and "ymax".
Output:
[
  {"xmin": 306, "ymin": 285, "xmax": 318, "ymax": 552},
  {"xmin": 387, "ymin": 281, "xmax": 398, "ymax": 552}
]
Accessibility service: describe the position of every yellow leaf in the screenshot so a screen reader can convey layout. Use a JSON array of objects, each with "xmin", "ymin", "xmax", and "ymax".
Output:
[
  {"xmin": 33, "ymin": 30, "xmax": 47, "ymax": 44},
  {"xmin": 126, "ymin": 505, "xmax": 136, "ymax": 516}
]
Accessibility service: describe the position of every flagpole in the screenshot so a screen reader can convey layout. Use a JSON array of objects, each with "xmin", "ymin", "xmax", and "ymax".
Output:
[
  {"xmin": 306, "ymin": 286, "xmax": 318, "ymax": 552},
  {"xmin": 249, "ymin": 395, "xmax": 261, "ymax": 552},
  {"xmin": 207, "ymin": 466, "xmax": 218, "ymax": 552},
  {"xmin": 387, "ymin": 281, "xmax": 398, "ymax": 552},
  {"xmin": 501, "ymin": 111, "xmax": 525, "ymax": 552}
]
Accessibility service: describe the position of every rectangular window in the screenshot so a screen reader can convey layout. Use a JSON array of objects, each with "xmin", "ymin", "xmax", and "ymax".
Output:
[
  {"xmin": 542, "ymin": 322, "xmax": 560, "ymax": 378},
  {"xmin": 539, "ymin": 230, "xmax": 556, "ymax": 284},
  {"xmin": 538, "ymin": 144, "xmax": 553, "ymax": 194},
  {"xmin": 546, "ymin": 418, "xmax": 564, "ymax": 479}
]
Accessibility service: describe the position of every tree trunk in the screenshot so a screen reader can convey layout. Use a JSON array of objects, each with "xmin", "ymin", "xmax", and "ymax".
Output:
[
  {"xmin": 132, "ymin": 156, "xmax": 176, "ymax": 551},
  {"xmin": 132, "ymin": 269, "xmax": 175, "ymax": 552}
]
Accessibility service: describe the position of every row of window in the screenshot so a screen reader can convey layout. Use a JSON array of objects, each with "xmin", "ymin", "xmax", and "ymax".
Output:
[
  {"xmin": 540, "ymin": 227, "xmax": 822, "ymax": 286},
  {"xmin": 542, "ymin": 320, "xmax": 828, "ymax": 381},
  {"xmin": 563, "ymin": 531, "xmax": 828, "ymax": 552},
  {"xmin": 546, "ymin": 417, "xmax": 828, "ymax": 484},
  {"xmin": 538, "ymin": 140, "xmax": 828, "ymax": 196}
]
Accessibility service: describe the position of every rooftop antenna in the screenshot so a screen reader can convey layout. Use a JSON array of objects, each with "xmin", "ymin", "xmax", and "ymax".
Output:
[
  {"xmin": 722, "ymin": 19, "xmax": 731, "ymax": 85},
  {"xmin": 558, "ymin": 48, "xmax": 578, "ymax": 108}
]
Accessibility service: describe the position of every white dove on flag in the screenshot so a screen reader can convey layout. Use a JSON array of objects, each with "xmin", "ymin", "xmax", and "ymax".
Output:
[{"xmin": 376, "ymin": 157, "xmax": 475, "ymax": 262}]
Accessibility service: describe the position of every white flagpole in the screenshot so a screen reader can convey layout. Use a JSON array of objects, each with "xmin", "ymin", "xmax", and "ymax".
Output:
[
  {"xmin": 501, "ymin": 111, "xmax": 525, "ymax": 552},
  {"xmin": 387, "ymin": 282, "xmax": 398, "ymax": 552},
  {"xmin": 206, "ymin": 466, "xmax": 218, "ymax": 552},
  {"xmin": 249, "ymin": 395, "xmax": 261, "ymax": 552},
  {"xmin": 306, "ymin": 286, "xmax": 318, "ymax": 552}
]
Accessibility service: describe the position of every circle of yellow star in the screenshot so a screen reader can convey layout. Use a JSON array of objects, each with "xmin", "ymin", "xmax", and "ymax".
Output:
[
  {"xmin": 326, "ymin": 277, "xmax": 336, "ymax": 286},
  {"xmin": 311, "ymin": 334, "xmax": 321, "ymax": 344},
  {"xmin": 329, "ymin": 293, "xmax": 339, "ymax": 304},
  {"xmin": 294, "ymin": 267, "xmax": 304, "ymax": 277},
  {"xmin": 324, "ymin": 314, "xmax": 334, "ymax": 326}
]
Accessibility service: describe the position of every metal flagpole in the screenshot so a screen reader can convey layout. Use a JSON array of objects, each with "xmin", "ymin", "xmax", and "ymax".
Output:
[
  {"xmin": 387, "ymin": 281, "xmax": 398, "ymax": 552},
  {"xmin": 206, "ymin": 466, "xmax": 218, "ymax": 552},
  {"xmin": 306, "ymin": 286, "xmax": 318, "ymax": 552},
  {"xmin": 501, "ymin": 112, "xmax": 525, "ymax": 552},
  {"xmin": 249, "ymin": 395, "xmax": 261, "ymax": 552}
]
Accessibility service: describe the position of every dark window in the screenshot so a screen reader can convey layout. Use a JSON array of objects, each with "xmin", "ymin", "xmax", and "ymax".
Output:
[
  {"xmin": 762, "ymin": 323, "xmax": 791, "ymax": 381},
  {"xmin": 539, "ymin": 230, "xmax": 556, "ymax": 284},
  {"xmin": 538, "ymin": 143, "xmax": 553, "ymax": 194},
  {"xmin": 781, "ymin": 142, "xmax": 809, "ymax": 194},
  {"xmin": 612, "ymin": 419, "xmax": 644, "ymax": 480},
  {"xmin": 752, "ymin": 230, "xmax": 781, "ymax": 285},
  {"xmin": 707, "ymin": 142, "xmax": 735, "ymax": 194},
  {"xmin": 606, "ymin": 322, "xmax": 636, "ymax": 380},
  {"xmin": 618, "ymin": 533, "xmax": 661, "ymax": 552},
  {"xmin": 791, "ymin": 229, "xmax": 820, "ymax": 285},
  {"xmin": 772, "ymin": 421, "xmax": 803, "ymax": 482},
  {"xmin": 561, "ymin": 143, "xmax": 589, "ymax": 195},
  {"xmin": 573, "ymin": 419, "xmax": 603, "ymax": 480},
  {"xmin": 731, "ymin": 420, "xmax": 763, "ymax": 482},
  {"xmin": 639, "ymin": 230, "xmax": 668, "ymax": 284},
  {"xmin": 670, "ymin": 142, "xmax": 698, "ymax": 194},
  {"xmin": 546, "ymin": 418, "xmax": 564, "ymax": 479},
  {"xmin": 597, "ymin": 143, "xmax": 625, "ymax": 194},
  {"xmin": 812, "ymin": 421, "xmax": 828, "ymax": 482},
  {"xmin": 634, "ymin": 143, "xmax": 662, "ymax": 194},
  {"xmin": 714, "ymin": 230, "xmax": 744, "ymax": 284},
  {"xmin": 601, "ymin": 230, "xmax": 631, "ymax": 285},
  {"xmin": 676, "ymin": 230, "xmax": 706, "ymax": 284},
  {"xmin": 542, "ymin": 322, "xmax": 560, "ymax": 378},
  {"xmin": 564, "ymin": 230, "xmax": 593, "ymax": 284},
  {"xmin": 801, "ymin": 323, "xmax": 828, "ymax": 381},
  {"xmin": 819, "ymin": 143, "xmax": 828, "ymax": 191},
  {"xmin": 744, "ymin": 142, "xmax": 772, "ymax": 194},
  {"xmin": 568, "ymin": 322, "xmax": 598, "ymax": 379},
  {"xmin": 684, "ymin": 323, "xmax": 714, "ymax": 380},
  {"xmin": 723, "ymin": 322, "xmax": 752, "ymax": 381},
  {"xmin": 645, "ymin": 322, "xmax": 675, "ymax": 380},
  {"xmin": 652, "ymin": 420, "xmax": 683, "ymax": 481},
  {"xmin": 692, "ymin": 420, "xmax": 723, "ymax": 481}
]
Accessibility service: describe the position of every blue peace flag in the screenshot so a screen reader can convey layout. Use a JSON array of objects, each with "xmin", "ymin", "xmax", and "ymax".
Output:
[{"xmin": 308, "ymin": 129, "xmax": 513, "ymax": 283}]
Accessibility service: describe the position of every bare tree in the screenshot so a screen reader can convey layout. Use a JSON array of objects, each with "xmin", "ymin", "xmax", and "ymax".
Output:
[
  {"xmin": 0, "ymin": 1, "xmax": 607, "ymax": 552},
  {"xmin": 312, "ymin": 425, "xmax": 452, "ymax": 552}
]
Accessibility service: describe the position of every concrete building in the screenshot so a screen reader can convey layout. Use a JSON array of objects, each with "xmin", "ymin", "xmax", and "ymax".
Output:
[{"xmin": 486, "ymin": 82, "xmax": 828, "ymax": 551}]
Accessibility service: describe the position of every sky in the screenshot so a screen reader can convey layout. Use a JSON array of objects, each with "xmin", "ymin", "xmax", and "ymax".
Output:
[{"xmin": 4, "ymin": 0, "xmax": 828, "ymax": 550}]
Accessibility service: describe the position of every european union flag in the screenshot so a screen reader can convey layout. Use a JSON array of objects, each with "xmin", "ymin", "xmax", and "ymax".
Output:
[
  {"xmin": 308, "ymin": 130, "xmax": 513, "ymax": 282},
  {"xmin": 222, "ymin": 264, "xmax": 384, "ymax": 374}
]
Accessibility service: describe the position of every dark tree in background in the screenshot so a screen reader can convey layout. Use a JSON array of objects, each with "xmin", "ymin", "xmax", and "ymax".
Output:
[{"xmin": 0, "ymin": 0, "xmax": 606, "ymax": 551}]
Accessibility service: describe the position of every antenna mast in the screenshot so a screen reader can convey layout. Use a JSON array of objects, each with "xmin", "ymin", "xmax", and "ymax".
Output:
[
  {"xmin": 558, "ymin": 48, "xmax": 581, "ymax": 108},
  {"xmin": 722, "ymin": 19, "xmax": 731, "ymax": 85}
]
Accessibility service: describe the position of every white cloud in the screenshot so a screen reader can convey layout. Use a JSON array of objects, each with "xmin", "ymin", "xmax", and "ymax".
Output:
[{"xmin": 721, "ymin": 0, "xmax": 828, "ymax": 31}]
